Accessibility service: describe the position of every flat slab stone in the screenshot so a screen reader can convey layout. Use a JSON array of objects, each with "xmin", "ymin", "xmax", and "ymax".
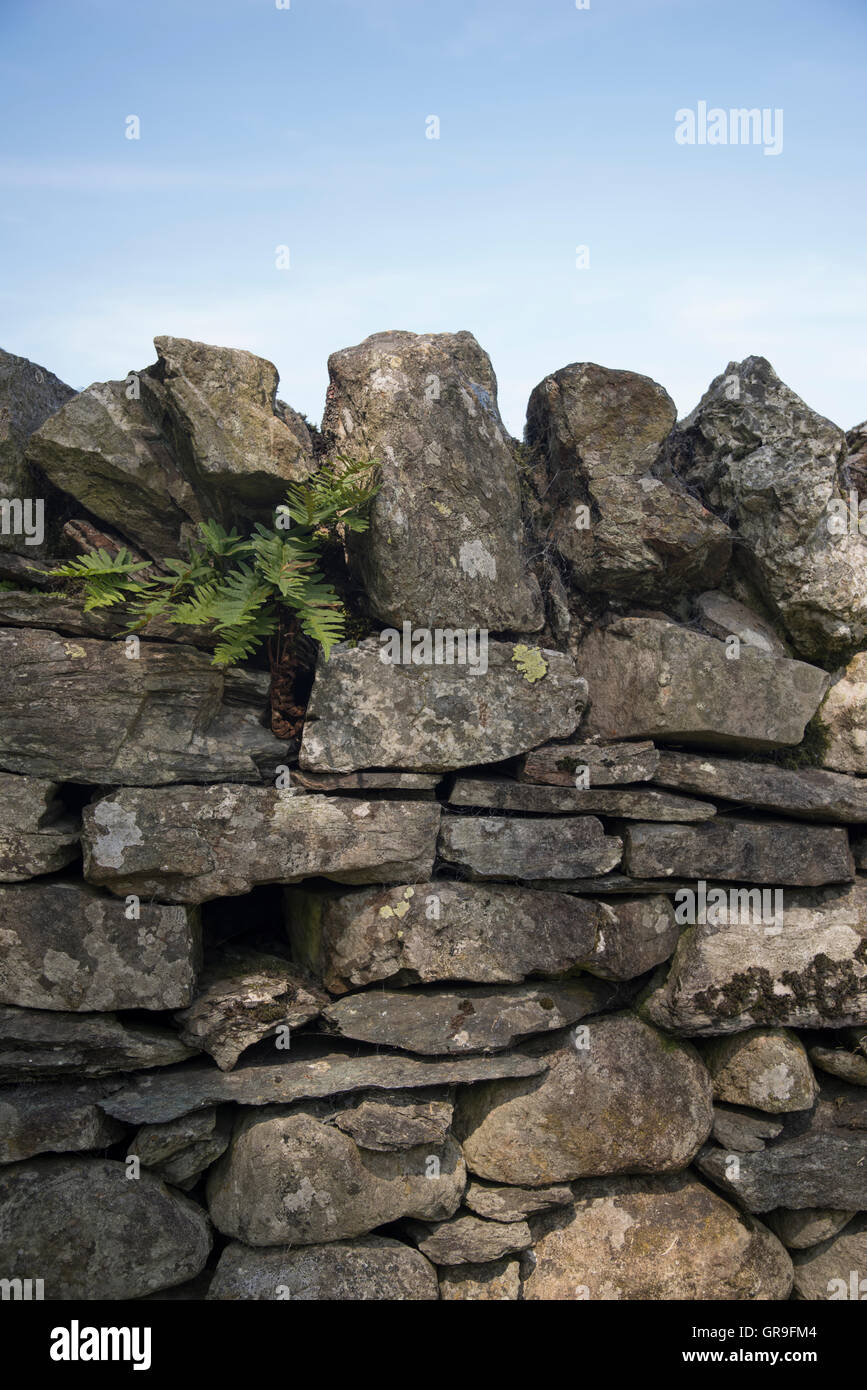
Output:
[
  {"xmin": 765, "ymin": 1208, "xmax": 855, "ymax": 1251},
  {"xmin": 519, "ymin": 740, "xmax": 659, "ymax": 787},
  {"xmin": 711, "ymin": 1105, "xmax": 783, "ymax": 1152},
  {"xmin": 83, "ymin": 785, "xmax": 441, "ymax": 904},
  {"xmin": 0, "ymin": 1003, "xmax": 197, "ymax": 1081},
  {"xmin": 697, "ymin": 1132, "xmax": 867, "ymax": 1213},
  {"xmin": 98, "ymin": 1041, "xmax": 549, "ymax": 1126},
  {"xmin": 437, "ymin": 815, "xmax": 622, "ymax": 881},
  {"xmin": 403, "ymin": 1213, "xmax": 532, "ymax": 1265},
  {"xmin": 464, "ymin": 1180, "xmax": 573, "ymax": 1223},
  {"xmin": 299, "ymin": 637, "xmax": 586, "ymax": 773},
  {"xmin": 0, "ymin": 773, "xmax": 79, "ymax": 881},
  {"xmin": 0, "ymin": 1079, "xmax": 126, "ymax": 1163},
  {"xmin": 652, "ymin": 750, "xmax": 867, "ymax": 824},
  {"xmin": 449, "ymin": 776, "xmax": 716, "ymax": 821},
  {"xmin": 623, "ymin": 819, "xmax": 854, "ymax": 886},
  {"xmin": 208, "ymin": 1235, "xmax": 438, "ymax": 1300},
  {"xmin": 791, "ymin": 1215, "xmax": 867, "ymax": 1299},
  {"xmin": 809, "ymin": 1042, "xmax": 867, "ymax": 1087},
  {"xmin": 0, "ymin": 879, "xmax": 200, "ymax": 1012},
  {"xmin": 695, "ymin": 591, "xmax": 787, "ymax": 657},
  {"xmin": 579, "ymin": 618, "xmax": 829, "ymax": 751},
  {"xmin": 289, "ymin": 769, "xmax": 441, "ymax": 794},
  {"xmin": 332, "ymin": 1094, "xmax": 453, "ymax": 1151}
]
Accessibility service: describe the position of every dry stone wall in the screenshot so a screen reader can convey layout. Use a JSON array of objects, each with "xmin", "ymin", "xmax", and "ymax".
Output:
[{"xmin": 0, "ymin": 331, "xmax": 866, "ymax": 1301}]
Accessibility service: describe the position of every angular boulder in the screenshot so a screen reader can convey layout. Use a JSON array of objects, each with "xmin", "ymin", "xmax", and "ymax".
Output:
[
  {"xmin": 791, "ymin": 1215, "xmax": 867, "ymax": 1299},
  {"xmin": 437, "ymin": 814, "xmax": 622, "ymax": 881},
  {"xmin": 0, "ymin": 1004, "xmax": 197, "ymax": 1081},
  {"xmin": 0, "ymin": 348, "xmax": 76, "ymax": 557},
  {"xmin": 623, "ymin": 819, "xmax": 853, "ymax": 886},
  {"xmin": 694, "ymin": 591, "xmax": 787, "ymax": 657},
  {"xmin": 403, "ymin": 1213, "xmax": 532, "ymax": 1264},
  {"xmin": 701, "ymin": 1030, "xmax": 817, "ymax": 1113},
  {"xmin": 208, "ymin": 1235, "xmax": 438, "ymax": 1300},
  {"xmin": 0, "ymin": 1079, "xmax": 125, "ymax": 1164},
  {"xmin": 0, "ymin": 773, "xmax": 79, "ymax": 880},
  {"xmin": 652, "ymin": 749, "xmax": 867, "ymax": 823}
]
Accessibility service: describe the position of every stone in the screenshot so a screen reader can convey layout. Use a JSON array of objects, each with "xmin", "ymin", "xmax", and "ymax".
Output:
[
  {"xmin": 322, "ymin": 330, "xmax": 543, "ymax": 630},
  {"xmin": 651, "ymin": 749, "xmax": 867, "ymax": 823},
  {"xmin": 454, "ymin": 1013, "xmax": 712, "ymax": 1186},
  {"xmin": 83, "ymin": 786, "xmax": 441, "ymax": 904},
  {"xmin": 519, "ymin": 740, "xmax": 659, "ymax": 787},
  {"xmin": 641, "ymin": 880, "xmax": 867, "ymax": 1035},
  {"xmin": 0, "ymin": 587, "xmax": 214, "ymax": 647},
  {"xmin": 765, "ymin": 1208, "xmax": 855, "ymax": 1251},
  {"xmin": 711, "ymin": 1105, "xmax": 783, "ymax": 1153},
  {"xmin": 524, "ymin": 363, "xmax": 731, "ymax": 600},
  {"xmin": 0, "ymin": 348, "xmax": 75, "ymax": 557},
  {"xmin": 287, "ymin": 880, "xmax": 675, "ymax": 992},
  {"xmin": 437, "ymin": 815, "xmax": 622, "ymax": 881},
  {"xmin": 578, "ymin": 618, "xmax": 829, "ymax": 751},
  {"xmin": 289, "ymin": 769, "xmax": 440, "ymax": 794},
  {"xmin": 438, "ymin": 1257, "xmax": 521, "ymax": 1300},
  {"xmin": 0, "ymin": 628, "xmax": 285, "ymax": 785},
  {"xmin": 0, "ymin": 773, "xmax": 79, "ymax": 880},
  {"xmin": 816, "ymin": 652, "xmax": 867, "ymax": 774},
  {"xmin": 464, "ymin": 1180, "xmax": 573, "ymax": 1223},
  {"xmin": 701, "ymin": 1030, "xmax": 818, "ymax": 1113},
  {"xmin": 0, "ymin": 1156, "xmax": 212, "ymax": 1299},
  {"xmin": 855, "ymin": 833, "xmax": 867, "ymax": 870},
  {"xmin": 695, "ymin": 591, "xmax": 787, "ymax": 657},
  {"xmin": 0, "ymin": 1079, "xmax": 126, "ymax": 1163},
  {"xmin": 623, "ymin": 819, "xmax": 853, "ymax": 886},
  {"xmin": 522, "ymin": 1172, "xmax": 792, "ymax": 1300},
  {"xmin": 98, "ymin": 1041, "xmax": 548, "ymax": 1126},
  {"xmin": 404, "ymin": 1213, "xmax": 532, "ymax": 1264},
  {"xmin": 331, "ymin": 1094, "xmax": 453, "ymax": 1151},
  {"xmin": 663, "ymin": 356, "xmax": 867, "ymax": 662},
  {"xmin": 321, "ymin": 979, "xmax": 615, "ymax": 1055},
  {"xmin": 0, "ymin": 879, "xmax": 200, "ymax": 1012},
  {"xmin": 299, "ymin": 637, "xmax": 586, "ymax": 774},
  {"xmin": 448, "ymin": 776, "xmax": 716, "ymax": 821},
  {"xmin": 809, "ymin": 1041, "xmax": 867, "ymax": 1087},
  {"xmin": 791, "ymin": 1215, "xmax": 867, "ymax": 1299},
  {"xmin": 208, "ymin": 1235, "xmax": 438, "ymax": 1300},
  {"xmin": 172, "ymin": 945, "xmax": 328, "ymax": 1071},
  {"xmin": 129, "ymin": 1108, "xmax": 233, "ymax": 1190},
  {"xmin": 206, "ymin": 1104, "xmax": 466, "ymax": 1245},
  {"xmin": 0, "ymin": 1004, "xmax": 197, "ymax": 1081}
]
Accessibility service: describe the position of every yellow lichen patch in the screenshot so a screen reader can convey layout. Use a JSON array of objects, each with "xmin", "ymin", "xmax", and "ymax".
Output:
[
  {"xmin": 379, "ymin": 906, "xmax": 395, "ymax": 918},
  {"xmin": 63, "ymin": 643, "xmax": 87, "ymax": 659},
  {"xmin": 433, "ymin": 501, "xmax": 453, "ymax": 517},
  {"xmin": 512, "ymin": 644, "xmax": 548, "ymax": 683},
  {"xmin": 404, "ymin": 887, "xmax": 415, "ymax": 899},
  {"xmin": 394, "ymin": 901, "xmax": 410, "ymax": 919}
]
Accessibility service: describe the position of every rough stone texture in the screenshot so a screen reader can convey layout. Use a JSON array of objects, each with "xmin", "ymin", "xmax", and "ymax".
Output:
[
  {"xmin": 0, "ymin": 587, "xmax": 214, "ymax": 647},
  {"xmin": 523, "ymin": 1172, "xmax": 792, "ymax": 1300},
  {"xmin": 438, "ymin": 1257, "xmax": 521, "ymax": 1300},
  {"xmin": 438, "ymin": 815, "xmax": 622, "ymax": 881},
  {"xmin": 623, "ymin": 819, "xmax": 853, "ymax": 886},
  {"xmin": 0, "ymin": 348, "xmax": 76, "ymax": 557},
  {"xmin": 652, "ymin": 749, "xmax": 867, "ymax": 823},
  {"xmin": 0, "ymin": 1003, "xmax": 197, "ymax": 1081},
  {"xmin": 641, "ymin": 880, "xmax": 867, "ymax": 1035},
  {"xmin": 289, "ymin": 769, "xmax": 440, "ymax": 794},
  {"xmin": 331, "ymin": 1094, "xmax": 453, "ymax": 1151},
  {"xmin": 816, "ymin": 652, "xmax": 867, "ymax": 774},
  {"xmin": 854, "ymin": 832, "xmax": 867, "ymax": 870},
  {"xmin": 701, "ymin": 1030, "xmax": 817, "ymax": 1113},
  {"xmin": 809, "ymin": 1037, "xmax": 867, "ymax": 1086},
  {"xmin": 455, "ymin": 1014, "xmax": 712, "ymax": 1186},
  {"xmin": 206, "ymin": 1104, "xmax": 466, "ymax": 1246},
  {"xmin": 0, "ymin": 773, "xmax": 79, "ymax": 880},
  {"xmin": 299, "ymin": 637, "xmax": 585, "ymax": 773},
  {"xmin": 404, "ymin": 1213, "xmax": 532, "ymax": 1264},
  {"xmin": 524, "ymin": 363, "xmax": 731, "ymax": 600},
  {"xmin": 519, "ymin": 740, "xmax": 659, "ymax": 787},
  {"xmin": 464, "ymin": 1180, "xmax": 573, "ymax": 1223},
  {"xmin": 321, "ymin": 979, "xmax": 614, "ymax": 1055},
  {"xmin": 579, "ymin": 619, "xmax": 829, "ymax": 751},
  {"xmin": 664, "ymin": 356, "xmax": 867, "ymax": 662},
  {"xmin": 287, "ymin": 880, "xmax": 676, "ymax": 992},
  {"xmin": 695, "ymin": 591, "xmax": 787, "ymax": 657},
  {"xmin": 0, "ymin": 1157, "xmax": 211, "ymax": 1299},
  {"xmin": 173, "ymin": 945, "xmax": 327, "ymax": 1071},
  {"xmin": 99, "ymin": 1042, "xmax": 548, "ymax": 1126},
  {"xmin": 322, "ymin": 330, "xmax": 543, "ymax": 630},
  {"xmin": 448, "ymin": 777, "xmax": 716, "ymax": 821},
  {"xmin": 791, "ymin": 1215, "xmax": 867, "ymax": 1299},
  {"xmin": 711, "ymin": 1105, "xmax": 783, "ymax": 1152},
  {"xmin": 208, "ymin": 1234, "xmax": 438, "ymax": 1300},
  {"xmin": 765, "ymin": 1208, "xmax": 854, "ymax": 1251},
  {"xmin": 83, "ymin": 786, "xmax": 441, "ymax": 904},
  {"xmin": 0, "ymin": 879, "xmax": 200, "ymax": 1012},
  {"xmin": 0, "ymin": 1079, "xmax": 125, "ymax": 1163},
  {"xmin": 130, "ymin": 1108, "xmax": 233, "ymax": 1190},
  {"xmin": 0, "ymin": 628, "xmax": 285, "ymax": 785}
]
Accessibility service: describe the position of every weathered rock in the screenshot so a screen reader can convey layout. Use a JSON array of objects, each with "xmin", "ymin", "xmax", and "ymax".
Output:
[
  {"xmin": 809, "ymin": 1039, "xmax": 867, "ymax": 1086},
  {"xmin": 322, "ymin": 330, "xmax": 543, "ymax": 630},
  {"xmin": 173, "ymin": 946, "xmax": 327, "ymax": 1071},
  {"xmin": 652, "ymin": 749, "xmax": 867, "ymax": 823},
  {"xmin": 208, "ymin": 1235, "xmax": 438, "ymax": 1300},
  {"xmin": 321, "ymin": 979, "xmax": 615, "ymax": 1055},
  {"xmin": 438, "ymin": 1257, "xmax": 521, "ymax": 1300},
  {"xmin": 98, "ymin": 1041, "xmax": 548, "ymax": 1126},
  {"xmin": 464, "ymin": 1180, "xmax": 573, "ymax": 1223},
  {"xmin": 289, "ymin": 768, "xmax": 440, "ymax": 795},
  {"xmin": 664, "ymin": 356, "xmax": 867, "ymax": 662},
  {"xmin": 524, "ymin": 363, "xmax": 731, "ymax": 599},
  {"xmin": 711, "ymin": 1105, "xmax": 783, "ymax": 1152},
  {"xmin": 695, "ymin": 591, "xmax": 787, "ymax": 656},
  {"xmin": 765, "ymin": 1207, "xmax": 854, "ymax": 1250},
  {"xmin": 0, "ymin": 1003, "xmax": 197, "ymax": 1081},
  {"xmin": 83, "ymin": 786, "xmax": 441, "ymax": 903},
  {"xmin": 437, "ymin": 815, "xmax": 622, "ymax": 881},
  {"xmin": 0, "ymin": 1079, "xmax": 125, "ymax": 1163},
  {"xmin": 623, "ymin": 819, "xmax": 853, "ymax": 886},
  {"xmin": 519, "ymin": 740, "xmax": 659, "ymax": 787},
  {"xmin": 701, "ymin": 1029, "xmax": 817, "ymax": 1113},
  {"xmin": 287, "ymin": 880, "xmax": 675, "ymax": 992},
  {"xmin": 129, "ymin": 1108, "xmax": 232, "ymax": 1190},
  {"xmin": 854, "ymin": 832, "xmax": 867, "ymax": 870},
  {"xmin": 331, "ymin": 1094, "xmax": 453, "ymax": 1151},
  {"xmin": 299, "ymin": 637, "xmax": 585, "ymax": 773},
  {"xmin": 0, "ymin": 628, "xmax": 285, "ymax": 784},
  {"xmin": 522, "ymin": 1172, "xmax": 792, "ymax": 1300},
  {"xmin": 791, "ymin": 1214, "xmax": 867, "ymax": 1299},
  {"xmin": 206, "ymin": 1104, "xmax": 466, "ymax": 1245},
  {"xmin": 454, "ymin": 1013, "xmax": 712, "ymax": 1186},
  {"xmin": 0, "ymin": 1156, "xmax": 212, "ymax": 1299},
  {"xmin": 449, "ymin": 776, "xmax": 716, "ymax": 821},
  {"xmin": 0, "ymin": 348, "xmax": 75, "ymax": 557},
  {"xmin": 0, "ymin": 587, "xmax": 215, "ymax": 646},
  {"xmin": 404, "ymin": 1213, "xmax": 532, "ymax": 1264},
  {"xmin": 0, "ymin": 879, "xmax": 200, "ymax": 1012},
  {"xmin": 641, "ymin": 880, "xmax": 867, "ymax": 1035},
  {"xmin": 816, "ymin": 652, "xmax": 867, "ymax": 774},
  {"xmin": 579, "ymin": 618, "xmax": 829, "ymax": 751},
  {"xmin": 0, "ymin": 773, "xmax": 79, "ymax": 880}
]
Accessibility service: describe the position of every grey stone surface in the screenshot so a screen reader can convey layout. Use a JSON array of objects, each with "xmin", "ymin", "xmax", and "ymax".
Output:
[
  {"xmin": 130, "ymin": 1108, "xmax": 233, "ymax": 1190},
  {"xmin": 0, "ymin": 348, "xmax": 75, "ymax": 558},
  {"xmin": 817, "ymin": 652, "xmax": 867, "ymax": 774},
  {"xmin": 0, "ymin": 1079, "xmax": 126, "ymax": 1163},
  {"xmin": 448, "ymin": 776, "xmax": 716, "ymax": 821},
  {"xmin": 623, "ymin": 819, "xmax": 853, "ymax": 886},
  {"xmin": 701, "ymin": 1029, "xmax": 818, "ymax": 1113},
  {"xmin": 464, "ymin": 1180, "xmax": 573, "ymax": 1223},
  {"xmin": 404, "ymin": 1212, "xmax": 532, "ymax": 1265},
  {"xmin": 711, "ymin": 1105, "xmax": 783, "ymax": 1153},
  {"xmin": 765, "ymin": 1207, "xmax": 854, "ymax": 1251},
  {"xmin": 437, "ymin": 814, "xmax": 622, "ymax": 881},
  {"xmin": 652, "ymin": 749, "xmax": 867, "ymax": 823},
  {"xmin": 0, "ymin": 1003, "xmax": 197, "ymax": 1081},
  {"xmin": 208, "ymin": 1235, "xmax": 438, "ymax": 1300},
  {"xmin": 438, "ymin": 1257, "xmax": 521, "ymax": 1300},
  {"xmin": 519, "ymin": 739, "xmax": 659, "ymax": 787},
  {"xmin": 791, "ymin": 1215, "xmax": 867, "ymax": 1299},
  {"xmin": 695, "ymin": 591, "xmax": 787, "ymax": 657},
  {"xmin": 331, "ymin": 1094, "xmax": 453, "ymax": 1151},
  {"xmin": 0, "ymin": 773, "xmax": 79, "ymax": 880}
]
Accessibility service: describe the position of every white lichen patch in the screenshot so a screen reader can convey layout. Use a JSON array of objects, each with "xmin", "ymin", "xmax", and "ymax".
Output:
[{"xmin": 90, "ymin": 800, "xmax": 144, "ymax": 869}]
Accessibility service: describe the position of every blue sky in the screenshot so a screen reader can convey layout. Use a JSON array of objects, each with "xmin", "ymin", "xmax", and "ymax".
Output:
[{"xmin": 1, "ymin": 0, "xmax": 865, "ymax": 436}]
